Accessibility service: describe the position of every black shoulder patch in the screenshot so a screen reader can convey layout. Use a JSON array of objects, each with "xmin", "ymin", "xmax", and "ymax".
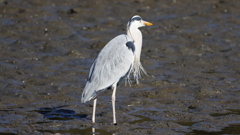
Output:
[{"xmin": 126, "ymin": 42, "xmax": 135, "ymax": 53}]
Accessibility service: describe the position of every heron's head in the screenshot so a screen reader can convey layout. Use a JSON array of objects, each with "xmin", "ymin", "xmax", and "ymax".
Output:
[{"xmin": 127, "ymin": 15, "xmax": 153, "ymax": 29}]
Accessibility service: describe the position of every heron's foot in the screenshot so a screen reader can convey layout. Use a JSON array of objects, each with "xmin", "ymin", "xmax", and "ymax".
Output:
[{"xmin": 113, "ymin": 123, "xmax": 117, "ymax": 125}]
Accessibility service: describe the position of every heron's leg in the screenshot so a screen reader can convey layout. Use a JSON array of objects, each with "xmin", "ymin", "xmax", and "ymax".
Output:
[
  {"xmin": 92, "ymin": 127, "xmax": 95, "ymax": 134},
  {"xmin": 92, "ymin": 98, "xmax": 97, "ymax": 123},
  {"xmin": 112, "ymin": 86, "xmax": 117, "ymax": 125}
]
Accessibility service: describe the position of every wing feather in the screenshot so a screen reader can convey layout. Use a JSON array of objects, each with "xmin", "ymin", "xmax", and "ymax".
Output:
[{"xmin": 81, "ymin": 34, "xmax": 134, "ymax": 103}]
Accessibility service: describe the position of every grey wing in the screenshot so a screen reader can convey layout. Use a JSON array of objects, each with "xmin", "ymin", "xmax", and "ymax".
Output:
[{"xmin": 81, "ymin": 34, "xmax": 134, "ymax": 103}]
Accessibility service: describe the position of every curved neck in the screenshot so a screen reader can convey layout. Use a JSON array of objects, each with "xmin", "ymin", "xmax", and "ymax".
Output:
[{"xmin": 127, "ymin": 26, "xmax": 143, "ymax": 62}]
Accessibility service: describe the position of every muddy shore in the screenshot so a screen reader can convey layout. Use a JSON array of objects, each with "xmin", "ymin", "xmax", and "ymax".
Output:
[{"xmin": 1, "ymin": 0, "xmax": 240, "ymax": 134}]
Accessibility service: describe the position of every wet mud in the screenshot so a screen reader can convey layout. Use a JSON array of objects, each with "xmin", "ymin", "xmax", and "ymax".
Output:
[{"xmin": 1, "ymin": 0, "xmax": 240, "ymax": 134}]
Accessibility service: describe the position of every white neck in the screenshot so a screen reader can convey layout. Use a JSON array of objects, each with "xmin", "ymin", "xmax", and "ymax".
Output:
[{"xmin": 127, "ymin": 26, "xmax": 142, "ymax": 62}]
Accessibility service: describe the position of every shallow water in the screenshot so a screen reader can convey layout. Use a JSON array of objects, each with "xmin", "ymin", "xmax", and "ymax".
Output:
[{"xmin": 1, "ymin": 0, "xmax": 240, "ymax": 134}]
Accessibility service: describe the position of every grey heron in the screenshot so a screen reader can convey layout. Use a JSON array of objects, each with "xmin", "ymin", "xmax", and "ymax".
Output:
[{"xmin": 81, "ymin": 15, "xmax": 152, "ymax": 124}]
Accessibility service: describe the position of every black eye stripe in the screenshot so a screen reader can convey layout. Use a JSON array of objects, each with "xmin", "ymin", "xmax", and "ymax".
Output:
[
  {"xmin": 127, "ymin": 16, "xmax": 142, "ymax": 28},
  {"xmin": 131, "ymin": 16, "xmax": 142, "ymax": 22}
]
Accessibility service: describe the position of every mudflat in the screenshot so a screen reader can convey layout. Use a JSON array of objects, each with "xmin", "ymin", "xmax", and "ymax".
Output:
[{"xmin": 1, "ymin": 0, "xmax": 240, "ymax": 134}]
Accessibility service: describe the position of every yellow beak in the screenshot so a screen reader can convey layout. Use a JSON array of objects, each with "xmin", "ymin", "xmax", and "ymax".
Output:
[{"xmin": 143, "ymin": 21, "xmax": 153, "ymax": 26}]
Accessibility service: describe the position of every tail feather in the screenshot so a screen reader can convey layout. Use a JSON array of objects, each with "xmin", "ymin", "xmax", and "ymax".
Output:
[{"xmin": 81, "ymin": 82, "xmax": 97, "ymax": 103}]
